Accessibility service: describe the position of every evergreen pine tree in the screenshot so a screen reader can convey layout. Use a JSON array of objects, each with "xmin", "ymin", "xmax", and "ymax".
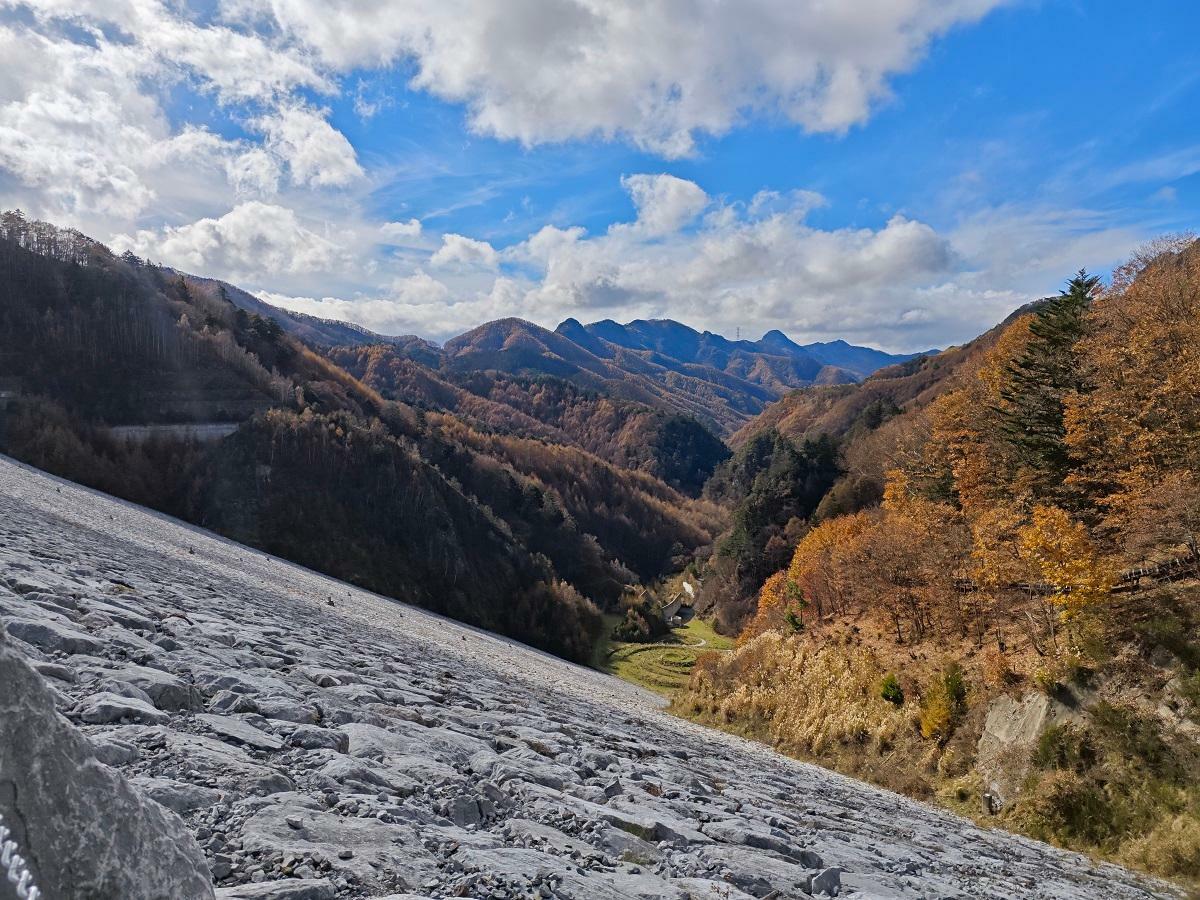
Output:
[{"xmin": 995, "ymin": 269, "xmax": 1100, "ymax": 498}]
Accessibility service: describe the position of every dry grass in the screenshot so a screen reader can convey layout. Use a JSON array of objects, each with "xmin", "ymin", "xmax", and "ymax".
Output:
[
  {"xmin": 675, "ymin": 593, "xmax": 1200, "ymax": 892},
  {"xmin": 678, "ymin": 631, "xmax": 913, "ymax": 757}
]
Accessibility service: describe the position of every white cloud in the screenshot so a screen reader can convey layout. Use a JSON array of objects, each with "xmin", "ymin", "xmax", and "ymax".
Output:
[
  {"xmin": 0, "ymin": 0, "xmax": 1156, "ymax": 353},
  {"xmin": 430, "ymin": 233, "xmax": 500, "ymax": 269},
  {"xmin": 0, "ymin": 24, "xmax": 162, "ymax": 218},
  {"xmin": 0, "ymin": 0, "xmax": 355, "ymax": 231},
  {"xmin": 246, "ymin": 0, "xmax": 1007, "ymax": 156},
  {"xmin": 113, "ymin": 202, "xmax": 349, "ymax": 280},
  {"xmin": 152, "ymin": 179, "xmax": 1151, "ymax": 353},
  {"xmin": 22, "ymin": 0, "xmax": 332, "ymax": 102},
  {"xmin": 380, "ymin": 219, "xmax": 423, "ymax": 240},
  {"xmin": 618, "ymin": 174, "xmax": 709, "ymax": 237},
  {"xmin": 253, "ymin": 104, "xmax": 364, "ymax": 188}
]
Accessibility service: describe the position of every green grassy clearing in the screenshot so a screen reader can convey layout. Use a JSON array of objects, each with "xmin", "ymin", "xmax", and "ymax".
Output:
[{"xmin": 595, "ymin": 612, "xmax": 734, "ymax": 696}]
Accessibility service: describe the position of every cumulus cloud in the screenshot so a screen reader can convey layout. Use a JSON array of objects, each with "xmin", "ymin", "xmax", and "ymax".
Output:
[
  {"xmin": 501, "ymin": 193, "xmax": 965, "ymax": 344},
  {"xmin": 0, "ymin": 0, "xmax": 1148, "ymax": 352},
  {"xmin": 113, "ymin": 202, "xmax": 349, "ymax": 280},
  {"xmin": 224, "ymin": 184, "xmax": 980, "ymax": 348},
  {"xmin": 253, "ymin": 104, "xmax": 364, "ymax": 188},
  {"xmin": 431, "ymin": 233, "xmax": 500, "ymax": 269},
  {"xmin": 0, "ymin": 0, "xmax": 353, "ymax": 229},
  {"xmin": 380, "ymin": 219, "xmax": 423, "ymax": 240},
  {"xmin": 244, "ymin": 0, "xmax": 1006, "ymax": 156},
  {"xmin": 618, "ymin": 174, "xmax": 709, "ymax": 236}
]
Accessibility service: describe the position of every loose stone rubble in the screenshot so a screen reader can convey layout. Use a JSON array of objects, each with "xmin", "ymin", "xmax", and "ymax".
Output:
[{"xmin": 0, "ymin": 456, "xmax": 1179, "ymax": 899}]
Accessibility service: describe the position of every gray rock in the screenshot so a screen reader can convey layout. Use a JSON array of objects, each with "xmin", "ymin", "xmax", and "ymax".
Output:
[
  {"xmin": 33, "ymin": 660, "xmax": 76, "ymax": 682},
  {"xmin": 114, "ymin": 663, "xmax": 203, "ymax": 710},
  {"xmin": 214, "ymin": 879, "xmax": 336, "ymax": 899},
  {"xmin": 0, "ymin": 626, "xmax": 213, "ymax": 899},
  {"xmin": 811, "ymin": 866, "xmax": 842, "ymax": 896},
  {"xmin": 197, "ymin": 712, "xmax": 286, "ymax": 751},
  {"xmin": 125, "ymin": 727, "xmax": 295, "ymax": 796},
  {"xmin": 88, "ymin": 734, "xmax": 141, "ymax": 766},
  {"xmin": 313, "ymin": 757, "xmax": 418, "ymax": 797},
  {"xmin": 288, "ymin": 725, "xmax": 349, "ymax": 753},
  {"xmin": 701, "ymin": 818, "xmax": 822, "ymax": 867},
  {"xmin": 130, "ymin": 775, "xmax": 223, "ymax": 814},
  {"xmin": 77, "ymin": 690, "xmax": 170, "ymax": 724},
  {"xmin": 238, "ymin": 795, "xmax": 440, "ymax": 891},
  {"xmin": 447, "ymin": 795, "xmax": 484, "ymax": 826},
  {"xmin": 5, "ymin": 616, "xmax": 103, "ymax": 655},
  {"xmin": 255, "ymin": 696, "xmax": 320, "ymax": 724},
  {"xmin": 209, "ymin": 688, "xmax": 260, "ymax": 714},
  {"xmin": 977, "ymin": 691, "xmax": 1082, "ymax": 809},
  {"xmin": 97, "ymin": 677, "xmax": 156, "ymax": 704}
]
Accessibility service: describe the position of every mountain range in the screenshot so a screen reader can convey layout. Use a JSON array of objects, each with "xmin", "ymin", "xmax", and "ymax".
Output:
[
  {"xmin": 5, "ymin": 211, "xmax": 1197, "ymax": 890},
  {"xmin": 222, "ymin": 289, "xmax": 927, "ymax": 435}
]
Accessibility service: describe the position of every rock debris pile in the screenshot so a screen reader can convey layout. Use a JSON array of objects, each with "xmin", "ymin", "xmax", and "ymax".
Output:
[{"xmin": 0, "ymin": 457, "xmax": 1176, "ymax": 900}]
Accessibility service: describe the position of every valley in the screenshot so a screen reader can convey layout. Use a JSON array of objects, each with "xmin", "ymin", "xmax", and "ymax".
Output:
[
  {"xmin": 1, "ymin": 212, "xmax": 1198, "ymax": 896},
  {"xmin": 0, "ymin": 456, "xmax": 1174, "ymax": 899}
]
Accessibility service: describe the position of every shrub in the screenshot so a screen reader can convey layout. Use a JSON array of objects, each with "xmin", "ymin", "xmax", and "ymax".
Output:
[
  {"xmin": 1138, "ymin": 614, "xmax": 1200, "ymax": 669},
  {"xmin": 1177, "ymin": 671, "xmax": 1200, "ymax": 721},
  {"xmin": 1024, "ymin": 769, "xmax": 1116, "ymax": 847},
  {"xmin": 611, "ymin": 596, "xmax": 670, "ymax": 643},
  {"xmin": 1125, "ymin": 814, "xmax": 1200, "ymax": 880},
  {"xmin": 880, "ymin": 673, "xmax": 904, "ymax": 705},
  {"xmin": 1033, "ymin": 724, "xmax": 1096, "ymax": 773},
  {"xmin": 982, "ymin": 645, "xmax": 1016, "ymax": 687},
  {"xmin": 919, "ymin": 663, "xmax": 967, "ymax": 741}
]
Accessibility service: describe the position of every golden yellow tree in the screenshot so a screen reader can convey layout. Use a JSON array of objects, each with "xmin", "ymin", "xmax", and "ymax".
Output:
[
  {"xmin": 1017, "ymin": 505, "xmax": 1114, "ymax": 620},
  {"xmin": 1065, "ymin": 238, "xmax": 1200, "ymax": 560}
]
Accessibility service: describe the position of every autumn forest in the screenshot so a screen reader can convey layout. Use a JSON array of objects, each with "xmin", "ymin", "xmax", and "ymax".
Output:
[{"xmin": 2, "ymin": 211, "xmax": 1199, "ymax": 887}]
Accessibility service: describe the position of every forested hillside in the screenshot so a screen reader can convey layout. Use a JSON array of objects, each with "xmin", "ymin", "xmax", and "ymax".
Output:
[
  {"xmin": 0, "ymin": 211, "xmax": 723, "ymax": 662},
  {"xmin": 328, "ymin": 344, "xmax": 729, "ymax": 494},
  {"xmin": 678, "ymin": 241, "xmax": 1200, "ymax": 887},
  {"xmin": 5, "ymin": 207, "xmax": 1198, "ymax": 887}
]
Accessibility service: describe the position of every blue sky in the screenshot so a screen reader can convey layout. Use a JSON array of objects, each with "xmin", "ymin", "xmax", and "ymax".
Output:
[
  {"xmin": 335, "ymin": 1, "xmax": 1200, "ymax": 246},
  {"xmin": 0, "ymin": 0, "xmax": 1196, "ymax": 350}
]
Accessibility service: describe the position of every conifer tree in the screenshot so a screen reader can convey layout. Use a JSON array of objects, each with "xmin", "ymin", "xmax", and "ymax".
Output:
[{"xmin": 994, "ymin": 270, "xmax": 1099, "ymax": 499}]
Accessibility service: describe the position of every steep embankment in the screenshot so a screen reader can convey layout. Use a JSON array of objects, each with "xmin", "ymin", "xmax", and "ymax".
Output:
[
  {"xmin": 0, "ymin": 455, "xmax": 1175, "ymax": 899},
  {"xmin": 680, "ymin": 249, "xmax": 1200, "ymax": 891}
]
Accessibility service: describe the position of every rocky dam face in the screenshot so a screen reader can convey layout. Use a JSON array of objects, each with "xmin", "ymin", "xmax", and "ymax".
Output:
[{"xmin": 0, "ymin": 455, "xmax": 1176, "ymax": 900}]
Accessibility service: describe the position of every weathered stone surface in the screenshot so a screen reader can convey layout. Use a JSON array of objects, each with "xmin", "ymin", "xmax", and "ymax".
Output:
[
  {"xmin": 4, "ymin": 615, "xmax": 103, "ymax": 655},
  {"xmin": 215, "ymin": 879, "xmax": 335, "ymax": 899},
  {"xmin": 977, "ymin": 691, "xmax": 1083, "ymax": 810},
  {"xmin": 811, "ymin": 866, "xmax": 842, "ymax": 896},
  {"xmin": 0, "ymin": 627, "xmax": 213, "ymax": 899},
  {"xmin": 113, "ymin": 662, "xmax": 203, "ymax": 710},
  {"xmin": 0, "ymin": 457, "xmax": 1177, "ymax": 900},
  {"xmin": 287, "ymin": 724, "xmax": 348, "ymax": 753},
  {"xmin": 77, "ymin": 690, "xmax": 170, "ymax": 724},
  {"xmin": 130, "ymin": 775, "xmax": 223, "ymax": 814},
  {"xmin": 88, "ymin": 733, "xmax": 141, "ymax": 766},
  {"xmin": 197, "ymin": 712, "xmax": 286, "ymax": 751},
  {"xmin": 238, "ymin": 795, "xmax": 440, "ymax": 892}
]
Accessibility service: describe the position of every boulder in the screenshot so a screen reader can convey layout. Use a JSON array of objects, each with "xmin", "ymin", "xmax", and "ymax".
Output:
[
  {"xmin": 113, "ymin": 663, "xmax": 203, "ymax": 710},
  {"xmin": 288, "ymin": 725, "xmax": 349, "ymax": 753},
  {"xmin": 976, "ymin": 691, "xmax": 1082, "ymax": 810},
  {"xmin": 0, "ymin": 627, "xmax": 213, "ymax": 899},
  {"xmin": 215, "ymin": 879, "xmax": 335, "ymax": 899},
  {"xmin": 130, "ymin": 775, "xmax": 223, "ymax": 814},
  {"xmin": 4, "ymin": 616, "xmax": 103, "ymax": 655},
  {"xmin": 196, "ymin": 712, "xmax": 285, "ymax": 751},
  {"xmin": 811, "ymin": 866, "xmax": 842, "ymax": 896},
  {"xmin": 77, "ymin": 691, "xmax": 170, "ymax": 725}
]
